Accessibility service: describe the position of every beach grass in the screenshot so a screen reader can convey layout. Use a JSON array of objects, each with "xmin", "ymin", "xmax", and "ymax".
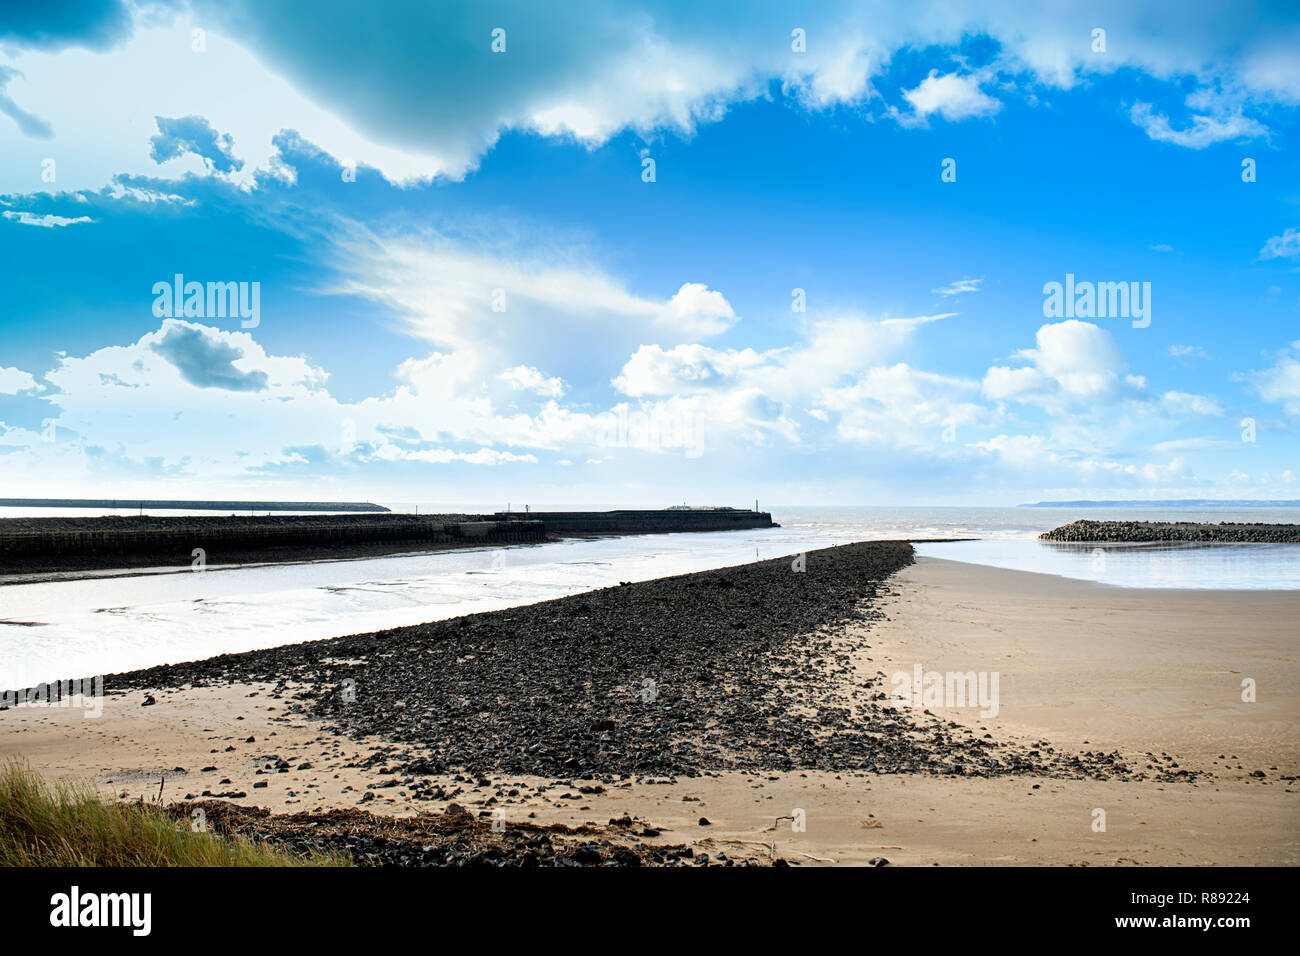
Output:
[{"xmin": 0, "ymin": 760, "xmax": 349, "ymax": 867}]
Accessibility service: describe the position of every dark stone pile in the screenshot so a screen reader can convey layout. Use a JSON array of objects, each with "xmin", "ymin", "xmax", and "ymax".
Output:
[
  {"xmin": 1040, "ymin": 519, "xmax": 1300, "ymax": 543},
  {"xmin": 104, "ymin": 541, "xmax": 1192, "ymax": 784},
  {"xmin": 172, "ymin": 801, "xmax": 762, "ymax": 867}
]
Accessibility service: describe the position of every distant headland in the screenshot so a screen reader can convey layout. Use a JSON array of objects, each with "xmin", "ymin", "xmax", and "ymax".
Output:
[{"xmin": 1020, "ymin": 499, "xmax": 1300, "ymax": 508}]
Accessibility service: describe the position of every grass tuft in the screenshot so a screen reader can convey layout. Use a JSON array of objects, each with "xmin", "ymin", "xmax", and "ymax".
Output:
[{"xmin": 0, "ymin": 759, "xmax": 349, "ymax": 867}]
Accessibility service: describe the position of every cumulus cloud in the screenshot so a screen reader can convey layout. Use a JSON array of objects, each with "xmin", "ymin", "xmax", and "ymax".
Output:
[
  {"xmin": 0, "ymin": 366, "xmax": 41, "ymax": 394},
  {"xmin": 604, "ymin": 312, "xmax": 959, "ymax": 449},
  {"xmin": 150, "ymin": 115, "xmax": 244, "ymax": 173},
  {"xmin": 983, "ymin": 320, "xmax": 1135, "ymax": 406},
  {"xmin": 499, "ymin": 365, "xmax": 565, "ymax": 398},
  {"xmin": 191, "ymin": 0, "xmax": 1282, "ymax": 173},
  {"xmin": 613, "ymin": 344, "xmax": 766, "ymax": 397},
  {"xmin": 7, "ymin": 0, "xmax": 1296, "ymax": 188},
  {"xmin": 148, "ymin": 321, "xmax": 270, "ymax": 391},
  {"xmin": 982, "ymin": 364, "xmax": 1050, "ymax": 401},
  {"xmin": 3, "ymin": 307, "xmax": 951, "ymax": 491},
  {"xmin": 663, "ymin": 283, "xmax": 737, "ymax": 337},
  {"xmin": 1247, "ymin": 341, "xmax": 1300, "ymax": 415},
  {"xmin": 900, "ymin": 71, "xmax": 1001, "ymax": 123},
  {"xmin": 1, "ymin": 319, "xmax": 588, "ymax": 492},
  {"xmin": 820, "ymin": 363, "xmax": 985, "ymax": 447},
  {"xmin": 971, "ymin": 433, "xmax": 1192, "ymax": 488}
]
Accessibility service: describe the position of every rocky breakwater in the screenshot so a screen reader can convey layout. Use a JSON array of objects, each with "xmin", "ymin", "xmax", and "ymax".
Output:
[
  {"xmin": 1040, "ymin": 519, "xmax": 1300, "ymax": 543},
  {"xmin": 105, "ymin": 540, "xmax": 1185, "ymax": 784}
]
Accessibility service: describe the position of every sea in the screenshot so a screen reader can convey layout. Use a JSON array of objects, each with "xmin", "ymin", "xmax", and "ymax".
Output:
[{"xmin": 2, "ymin": 504, "xmax": 1297, "ymax": 689}]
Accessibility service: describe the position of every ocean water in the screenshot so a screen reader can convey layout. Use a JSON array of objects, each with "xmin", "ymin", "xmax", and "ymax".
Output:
[{"xmin": 2, "ymin": 505, "xmax": 1296, "ymax": 689}]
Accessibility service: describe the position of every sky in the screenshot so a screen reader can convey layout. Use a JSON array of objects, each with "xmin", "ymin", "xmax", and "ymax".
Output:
[{"xmin": 0, "ymin": 0, "xmax": 1297, "ymax": 507}]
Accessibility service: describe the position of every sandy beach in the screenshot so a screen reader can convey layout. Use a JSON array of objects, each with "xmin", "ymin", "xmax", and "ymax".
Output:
[{"xmin": 3, "ymin": 549, "xmax": 1296, "ymax": 866}]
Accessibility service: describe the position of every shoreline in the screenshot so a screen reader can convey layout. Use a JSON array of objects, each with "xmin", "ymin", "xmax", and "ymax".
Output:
[
  {"xmin": 0, "ymin": 532, "xmax": 984, "ymax": 590},
  {"xmin": 3, "ymin": 545, "xmax": 1295, "ymax": 865}
]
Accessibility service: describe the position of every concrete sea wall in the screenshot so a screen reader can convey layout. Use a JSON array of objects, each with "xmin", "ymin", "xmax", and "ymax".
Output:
[
  {"xmin": 496, "ymin": 509, "xmax": 776, "ymax": 534},
  {"xmin": 0, "ymin": 515, "xmax": 544, "ymax": 561}
]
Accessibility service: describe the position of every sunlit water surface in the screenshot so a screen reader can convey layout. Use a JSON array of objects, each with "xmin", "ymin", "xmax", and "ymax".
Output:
[{"xmin": 3, "ymin": 505, "xmax": 1296, "ymax": 687}]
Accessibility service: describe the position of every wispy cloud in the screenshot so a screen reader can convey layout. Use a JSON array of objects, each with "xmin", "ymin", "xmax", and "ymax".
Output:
[
  {"xmin": 932, "ymin": 277, "xmax": 984, "ymax": 297},
  {"xmin": 1259, "ymin": 227, "xmax": 1300, "ymax": 261},
  {"xmin": 3, "ymin": 211, "xmax": 93, "ymax": 228},
  {"xmin": 1129, "ymin": 100, "xmax": 1268, "ymax": 148}
]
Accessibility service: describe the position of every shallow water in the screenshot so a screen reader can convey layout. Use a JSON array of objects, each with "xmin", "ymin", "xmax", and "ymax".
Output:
[
  {"xmin": 914, "ymin": 538, "xmax": 1300, "ymax": 590},
  {"xmin": 2, "ymin": 505, "xmax": 1296, "ymax": 688}
]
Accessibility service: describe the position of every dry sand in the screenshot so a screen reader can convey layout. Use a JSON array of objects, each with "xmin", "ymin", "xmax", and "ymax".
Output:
[{"xmin": 3, "ymin": 556, "xmax": 1296, "ymax": 865}]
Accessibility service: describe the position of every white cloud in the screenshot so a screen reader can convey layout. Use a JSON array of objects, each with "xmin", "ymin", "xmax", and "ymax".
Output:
[
  {"xmin": 6, "ymin": 2, "xmax": 1299, "ymax": 189},
  {"xmin": 0, "ymin": 17, "xmax": 439, "ymax": 193},
  {"xmin": 663, "ymin": 282, "xmax": 737, "ymax": 337},
  {"xmin": 982, "ymin": 364, "xmax": 1050, "ymax": 401},
  {"xmin": 984, "ymin": 320, "xmax": 1135, "ymax": 407},
  {"xmin": 407, "ymin": 447, "xmax": 538, "ymax": 466},
  {"xmin": 0, "ymin": 366, "xmax": 41, "ymax": 394},
  {"xmin": 612, "ymin": 344, "xmax": 766, "ymax": 397},
  {"xmin": 1169, "ymin": 344, "xmax": 1208, "ymax": 359},
  {"xmin": 332, "ymin": 229, "xmax": 739, "ymax": 383},
  {"xmin": 1129, "ymin": 100, "xmax": 1269, "ymax": 148},
  {"xmin": 1152, "ymin": 437, "xmax": 1236, "ymax": 452},
  {"xmin": 901, "ymin": 71, "xmax": 1001, "ymax": 123},
  {"xmin": 1259, "ymin": 227, "xmax": 1300, "ymax": 261},
  {"xmin": 1247, "ymin": 341, "xmax": 1300, "ymax": 415},
  {"xmin": 1160, "ymin": 390, "xmax": 1224, "ymax": 417},
  {"xmin": 2, "ymin": 211, "xmax": 93, "ymax": 227},
  {"xmin": 972, "ymin": 433, "xmax": 1193, "ymax": 488},
  {"xmin": 819, "ymin": 363, "xmax": 984, "ymax": 447},
  {"xmin": 499, "ymin": 365, "xmax": 566, "ymax": 398},
  {"xmin": 932, "ymin": 277, "xmax": 983, "ymax": 297}
]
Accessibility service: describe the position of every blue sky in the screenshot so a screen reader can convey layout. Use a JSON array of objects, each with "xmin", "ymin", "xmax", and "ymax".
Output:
[{"xmin": 0, "ymin": 1, "xmax": 1297, "ymax": 506}]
